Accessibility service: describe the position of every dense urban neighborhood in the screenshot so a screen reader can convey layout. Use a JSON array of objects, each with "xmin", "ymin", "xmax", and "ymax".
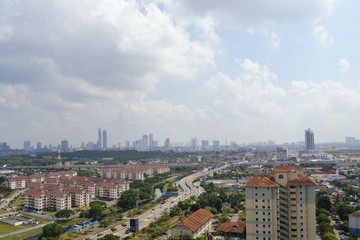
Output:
[{"xmin": 0, "ymin": 147, "xmax": 359, "ymax": 240}]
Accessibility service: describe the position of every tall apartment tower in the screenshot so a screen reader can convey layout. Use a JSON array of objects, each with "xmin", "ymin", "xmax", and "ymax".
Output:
[
  {"xmin": 149, "ymin": 133, "xmax": 154, "ymax": 149},
  {"xmin": 305, "ymin": 128, "xmax": 315, "ymax": 150},
  {"xmin": 245, "ymin": 166, "xmax": 317, "ymax": 240},
  {"xmin": 102, "ymin": 130, "xmax": 107, "ymax": 149},
  {"xmin": 98, "ymin": 128, "xmax": 102, "ymax": 149},
  {"xmin": 24, "ymin": 141, "xmax": 31, "ymax": 151}
]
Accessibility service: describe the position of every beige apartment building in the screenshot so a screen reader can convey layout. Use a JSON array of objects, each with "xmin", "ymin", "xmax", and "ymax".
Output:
[{"xmin": 245, "ymin": 166, "xmax": 316, "ymax": 240}]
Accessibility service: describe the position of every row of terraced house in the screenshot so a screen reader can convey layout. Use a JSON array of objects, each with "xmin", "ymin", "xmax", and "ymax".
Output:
[
  {"xmin": 4, "ymin": 171, "xmax": 129, "ymax": 211},
  {"xmin": 97, "ymin": 165, "xmax": 170, "ymax": 180}
]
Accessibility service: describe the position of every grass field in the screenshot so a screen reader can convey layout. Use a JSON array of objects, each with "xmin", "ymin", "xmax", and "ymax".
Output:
[
  {"xmin": 0, "ymin": 222, "xmax": 22, "ymax": 234},
  {"xmin": 1, "ymin": 228, "xmax": 42, "ymax": 240}
]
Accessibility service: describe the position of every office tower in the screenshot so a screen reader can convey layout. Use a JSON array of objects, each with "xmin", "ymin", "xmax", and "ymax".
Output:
[
  {"xmin": 305, "ymin": 128, "xmax": 315, "ymax": 150},
  {"xmin": 164, "ymin": 138, "xmax": 170, "ymax": 148},
  {"xmin": 102, "ymin": 130, "xmax": 107, "ymax": 149},
  {"xmin": 142, "ymin": 134, "xmax": 148, "ymax": 150},
  {"xmin": 201, "ymin": 140, "xmax": 209, "ymax": 151},
  {"xmin": 191, "ymin": 138, "xmax": 198, "ymax": 150},
  {"xmin": 36, "ymin": 142, "xmax": 42, "ymax": 150},
  {"xmin": 124, "ymin": 141, "xmax": 130, "ymax": 149},
  {"xmin": 61, "ymin": 140, "xmax": 69, "ymax": 152},
  {"xmin": 346, "ymin": 136, "xmax": 356, "ymax": 146},
  {"xmin": 245, "ymin": 166, "xmax": 316, "ymax": 240},
  {"xmin": 276, "ymin": 147, "xmax": 288, "ymax": 161},
  {"xmin": 98, "ymin": 128, "xmax": 102, "ymax": 149},
  {"xmin": 213, "ymin": 140, "xmax": 220, "ymax": 151},
  {"xmin": 149, "ymin": 133, "xmax": 153, "ymax": 149},
  {"xmin": 24, "ymin": 141, "xmax": 31, "ymax": 151}
]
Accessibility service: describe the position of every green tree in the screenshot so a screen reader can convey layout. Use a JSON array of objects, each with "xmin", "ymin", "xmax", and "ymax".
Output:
[
  {"xmin": 55, "ymin": 209, "xmax": 74, "ymax": 220},
  {"xmin": 89, "ymin": 201, "xmax": 105, "ymax": 220},
  {"xmin": 139, "ymin": 186, "xmax": 154, "ymax": 200},
  {"xmin": 117, "ymin": 189, "xmax": 139, "ymax": 211},
  {"xmin": 98, "ymin": 234, "xmax": 120, "ymax": 240},
  {"xmin": 100, "ymin": 219, "xmax": 110, "ymax": 227},
  {"xmin": 316, "ymin": 191, "xmax": 332, "ymax": 211},
  {"xmin": 41, "ymin": 223, "xmax": 63, "ymax": 238},
  {"xmin": 323, "ymin": 232, "xmax": 338, "ymax": 240},
  {"xmin": 336, "ymin": 204, "xmax": 355, "ymax": 221}
]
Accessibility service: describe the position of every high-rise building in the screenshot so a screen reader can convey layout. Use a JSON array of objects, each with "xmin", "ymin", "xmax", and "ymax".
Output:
[
  {"xmin": 346, "ymin": 136, "xmax": 356, "ymax": 146},
  {"xmin": 191, "ymin": 138, "xmax": 198, "ymax": 150},
  {"xmin": 102, "ymin": 130, "xmax": 107, "ymax": 149},
  {"xmin": 61, "ymin": 140, "xmax": 69, "ymax": 152},
  {"xmin": 213, "ymin": 140, "xmax": 220, "ymax": 151},
  {"xmin": 36, "ymin": 142, "xmax": 42, "ymax": 150},
  {"xmin": 164, "ymin": 138, "xmax": 170, "ymax": 148},
  {"xmin": 305, "ymin": 128, "xmax": 315, "ymax": 150},
  {"xmin": 201, "ymin": 140, "xmax": 209, "ymax": 151},
  {"xmin": 149, "ymin": 133, "xmax": 153, "ymax": 149},
  {"xmin": 245, "ymin": 166, "xmax": 317, "ymax": 240},
  {"xmin": 98, "ymin": 128, "xmax": 102, "ymax": 149},
  {"xmin": 276, "ymin": 147, "xmax": 288, "ymax": 161},
  {"xmin": 24, "ymin": 141, "xmax": 31, "ymax": 151},
  {"xmin": 142, "ymin": 134, "xmax": 148, "ymax": 150}
]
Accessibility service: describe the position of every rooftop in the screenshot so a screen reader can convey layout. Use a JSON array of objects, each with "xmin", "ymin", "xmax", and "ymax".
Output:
[{"xmin": 175, "ymin": 208, "xmax": 213, "ymax": 233}]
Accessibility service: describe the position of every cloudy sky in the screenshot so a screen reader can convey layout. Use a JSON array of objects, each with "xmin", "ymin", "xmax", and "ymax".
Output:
[{"xmin": 1, "ymin": 0, "xmax": 359, "ymax": 148}]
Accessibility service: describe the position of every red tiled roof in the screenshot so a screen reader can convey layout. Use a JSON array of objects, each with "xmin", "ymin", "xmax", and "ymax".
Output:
[
  {"xmin": 272, "ymin": 166, "xmax": 304, "ymax": 172},
  {"xmin": 245, "ymin": 177, "xmax": 280, "ymax": 187},
  {"xmin": 175, "ymin": 208, "xmax": 213, "ymax": 233},
  {"xmin": 216, "ymin": 221, "xmax": 246, "ymax": 234},
  {"xmin": 288, "ymin": 176, "xmax": 317, "ymax": 186},
  {"xmin": 350, "ymin": 210, "xmax": 360, "ymax": 218},
  {"xmin": 25, "ymin": 189, "xmax": 43, "ymax": 197}
]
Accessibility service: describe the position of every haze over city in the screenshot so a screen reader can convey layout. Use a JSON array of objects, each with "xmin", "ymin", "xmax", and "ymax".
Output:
[{"xmin": 1, "ymin": 0, "xmax": 360, "ymax": 148}]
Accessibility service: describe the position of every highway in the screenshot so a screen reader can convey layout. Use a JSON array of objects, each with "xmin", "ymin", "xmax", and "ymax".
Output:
[{"xmin": 86, "ymin": 163, "xmax": 229, "ymax": 240}]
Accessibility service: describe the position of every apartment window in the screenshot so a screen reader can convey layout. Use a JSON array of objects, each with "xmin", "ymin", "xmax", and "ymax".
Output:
[
  {"xmin": 256, "ymin": 205, "xmax": 259, "ymax": 209},
  {"xmin": 255, "ymin": 193, "xmax": 258, "ymax": 196},
  {"xmin": 256, "ymin": 224, "xmax": 258, "ymax": 227},
  {"xmin": 255, "ymin": 187, "xmax": 258, "ymax": 190},
  {"xmin": 256, "ymin": 212, "xmax": 258, "ymax": 215},
  {"xmin": 262, "ymin": 199, "xmax": 265, "ymax": 202},
  {"xmin": 256, "ymin": 218, "xmax": 259, "ymax": 221},
  {"xmin": 263, "ymin": 224, "xmax": 266, "ymax": 228},
  {"xmin": 256, "ymin": 199, "xmax": 258, "ymax": 202},
  {"xmin": 278, "ymin": 174, "xmax": 284, "ymax": 179},
  {"xmin": 263, "ymin": 212, "xmax": 265, "ymax": 215},
  {"xmin": 262, "ymin": 193, "xmax": 265, "ymax": 196},
  {"xmin": 263, "ymin": 206, "xmax": 265, "ymax": 209},
  {"xmin": 300, "ymin": 191, "xmax": 303, "ymax": 194},
  {"xmin": 267, "ymin": 187, "xmax": 270, "ymax": 190},
  {"xmin": 256, "ymin": 230, "xmax": 259, "ymax": 234}
]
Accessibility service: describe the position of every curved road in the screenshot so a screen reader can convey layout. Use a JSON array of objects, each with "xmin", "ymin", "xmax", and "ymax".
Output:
[{"xmin": 86, "ymin": 163, "xmax": 228, "ymax": 240}]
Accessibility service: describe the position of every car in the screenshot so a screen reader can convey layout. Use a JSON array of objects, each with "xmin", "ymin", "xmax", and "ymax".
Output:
[
  {"xmin": 125, "ymin": 228, "xmax": 130, "ymax": 234},
  {"xmin": 111, "ymin": 227, "xmax": 117, "ymax": 231},
  {"xmin": 97, "ymin": 233, "xmax": 102, "ymax": 236},
  {"xmin": 84, "ymin": 238, "xmax": 92, "ymax": 240},
  {"xmin": 121, "ymin": 223, "xmax": 127, "ymax": 227}
]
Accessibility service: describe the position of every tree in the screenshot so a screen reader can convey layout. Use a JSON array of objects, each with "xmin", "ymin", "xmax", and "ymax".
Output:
[
  {"xmin": 55, "ymin": 209, "xmax": 74, "ymax": 220},
  {"xmin": 100, "ymin": 219, "xmax": 110, "ymax": 227},
  {"xmin": 323, "ymin": 232, "xmax": 338, "ymax": 240},
  {"xmin": 41, "ymin": 223, "xmax": 63, "ymax": 238},
  {"xmin": 336, "ymin": 204, "xmax": 355, "ymax": 221},
  {"xmin": 117, "ymin": 189, "xmax": 139, "ymax": 211},
  {"xmin": 316, "ymin": 192, "xmax": 332, "ymax": 211},
  {"xmin": 139, "ymin": 186, "xmax": 154, "ymax": 200},
  {"xmin": 98, "ymin": 234, "xmax": 120, "ymax": 240},
  {"xmin": 89, "ymin": 201, "xmax": 106, "ymax": 220}
]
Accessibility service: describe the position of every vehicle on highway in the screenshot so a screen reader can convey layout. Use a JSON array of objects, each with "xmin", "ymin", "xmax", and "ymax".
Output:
[
  {"xmin": 111, "ymin": 227, "xmax": 117, "ymax": 231},
  {"xmin": 125, "ymin": 228, "xmax": 130, "ymax": 234},
  {"xmin": 121, "ymin": 223, "xmax": 127, "ymax": 227}
]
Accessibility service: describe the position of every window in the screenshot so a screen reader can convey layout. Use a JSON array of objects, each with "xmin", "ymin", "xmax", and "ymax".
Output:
[{"xmin": 278, "ymin": 174, "xmax": 284, "ymax": 179}]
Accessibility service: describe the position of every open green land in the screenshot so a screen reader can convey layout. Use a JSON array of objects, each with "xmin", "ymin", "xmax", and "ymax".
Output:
[
  {"xmin": 0, "ymin": 222, "xmax": 22, "ymax": 234},
  {"xmin": 1, "ymin": 228, "xmax": 42, "ymax": 240}
]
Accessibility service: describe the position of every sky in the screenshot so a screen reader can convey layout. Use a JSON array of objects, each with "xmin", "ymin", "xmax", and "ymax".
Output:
[{"xmin": 1, "ymin": 0, "xmax": 360, "ymax": 148}]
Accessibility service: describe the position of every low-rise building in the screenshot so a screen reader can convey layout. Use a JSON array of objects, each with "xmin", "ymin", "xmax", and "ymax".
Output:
[
  {"xmin": 349, "ymin": 210, "xmax": 360, "ymax": 237},
  {"xmin": 171, "ymin": 208, "xmax": 213, "ymax": 239}
]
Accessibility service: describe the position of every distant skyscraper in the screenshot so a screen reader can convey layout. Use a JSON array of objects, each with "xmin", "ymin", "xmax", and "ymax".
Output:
[
  {"xmin": 24, "ymin": 141, "xmax": 31, "ymax": 151},
  {"xmin": 201, "ymin": 140, "xmax": 209, "ymax": 151},
  {"xmin": 149, "ymin": 133, "xmax": 153, "ymax": 149},
  {"xmin": 36, "ymin": 142, "xmax": 42, "ymax": 150},
  {"xmin": 164, "ymin": 138, "xmax": 170, "ymax": 148},
  {"xmin": 142, "ymin": 134, "xmax": 148, "ymax": 149},
  {"xmin": 61, "ymin": 140, "xmax": 69, "ymax": 151},
  {"xmin": 213, "ymin": 140, "xmax": 220, "ymax": 151},
  {"xmin": 276, "ymin": 147, "xmax": 288, "ymax": 161},
  {"xmin": 98, "ymin": 128, "xmax": 102, "ymax": 149},
  {"xmin": 346, "ymin": 136, "xmax": 356, "ymax": 146},
  {"xmin": 102, "ymin": 130, "xmax": 107, "ymax": 149},
  {"xmin": 305, "ymin": 128, "xmax": 315, "ymax": 150},
  {"xmin": 191, "ymin": 138, "xmax": 198, "ymax": 150}
]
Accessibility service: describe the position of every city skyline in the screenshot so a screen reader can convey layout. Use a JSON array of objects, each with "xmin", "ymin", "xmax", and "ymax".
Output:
[{"xmin": 1, "ymin": 1, "xmax": 360, "ymax": 148}]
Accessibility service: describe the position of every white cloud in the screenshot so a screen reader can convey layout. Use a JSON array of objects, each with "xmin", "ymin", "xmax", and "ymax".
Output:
[
  {"xmin": 181, "ymin": 0, "xmax": 338, "ymax": 28},
  {"xmin": 312, "ymin": 24, "xmax": 333, "ymax": 47},
  {"xmin": 0, "ymin": 25, "xmax": 12, "ymax": 41},
  {"xmin": 339, "ymin": 58, "xmax": 350, "ymax": 76}
]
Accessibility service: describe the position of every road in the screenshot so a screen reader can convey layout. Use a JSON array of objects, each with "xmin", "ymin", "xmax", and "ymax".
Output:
[
  {"xmin": 0, "ymin": 189, "xmax": 24, "ymax": 209},
  {"xmin": 86, "ymin": 163, "xmax": 229, "ymax": 240}
]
